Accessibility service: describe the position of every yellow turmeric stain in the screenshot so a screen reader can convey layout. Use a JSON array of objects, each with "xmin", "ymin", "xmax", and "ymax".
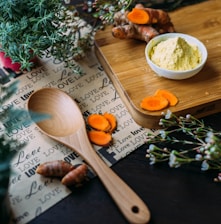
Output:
[{"xmin": 150, "ymin": 37, "xmax": 202, "ymax": 71}]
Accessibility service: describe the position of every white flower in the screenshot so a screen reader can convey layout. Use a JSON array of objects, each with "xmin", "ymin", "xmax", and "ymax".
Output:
[
  {"xmin": 205, "ymin": 131, "xmax": 214, "ymax": 144},
  {"xmin": 159, "ymin": 130, "xmax": 166, "ymax": 139},
  {"xmin": 159, "ymin": 119, "xmax": 163, "ymax": 126},
  {"xmin": 165, "ymin": 110, "xmax": 172, "ymax": 119},
  {"xmin": 195, "ymin": 154, "xmax": 202, "ymax": 161},
  {"xmin": 186, "ymin": 114, "xmax": 191, "ymax": 121},
  {"xmin": 169, "ymin": 151, "xmax": 180, "ymax": 168},
  {"xmin": 201, "ymin": 160, "xmax": 209, "ymax": 171},
  {"xmin": 148, "ymin": 144, "xmax": 155, "ymax": 151},
  {"xmin": 149, "ymin": 155, "xmax": 156, "ymax": 165}
]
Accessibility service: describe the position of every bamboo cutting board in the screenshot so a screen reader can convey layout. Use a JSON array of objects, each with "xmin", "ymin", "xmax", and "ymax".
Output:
[{"xmin": 95, "ymin": 0, "xmax": 221, "ymax": 128}]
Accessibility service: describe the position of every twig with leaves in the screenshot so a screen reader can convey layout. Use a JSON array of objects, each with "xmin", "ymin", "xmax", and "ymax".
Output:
[{"xmin": 145, "ymin": 110, "xmax": 221, "ymax": 182}]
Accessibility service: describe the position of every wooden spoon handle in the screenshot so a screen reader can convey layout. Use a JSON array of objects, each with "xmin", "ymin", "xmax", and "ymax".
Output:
[
  {"xmin": 87, "ymin": 147, "xmax": 151, "ymax": 224},
  {"xmin": 66, "ymin": 130, "xmax": 151, "ymax": 224}
]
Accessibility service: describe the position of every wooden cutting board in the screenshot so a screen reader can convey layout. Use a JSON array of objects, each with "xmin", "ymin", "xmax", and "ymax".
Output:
[{"xmin": 95, "ymin": 0, "xmax": 221, "ymax": 128}]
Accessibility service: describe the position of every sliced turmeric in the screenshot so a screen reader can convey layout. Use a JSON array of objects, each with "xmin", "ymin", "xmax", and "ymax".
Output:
[
  {"xmin": 130, "ymin": 4, "xmax": 171, "ymax": 25},
  {"xmin": 155, "ymin": 89, "xmax": 178, "ymax": 106},
  {"xmin": 127, "ymin": 8, "xmax": 149, "ymax": 25},
  {"xmin": 140, "ymin": 95, "xmax": 169, "ymax": 111},
  {"xmin": 103, "ymin": 112, "xmax": 117, "ymax": 133},
  {"xmin": 87, "ymin": 114, "xmax": 111, "ymax": 132},
  {"xmin": 88, "ymin": 130, "xmax": 112, "ymax": 146}
]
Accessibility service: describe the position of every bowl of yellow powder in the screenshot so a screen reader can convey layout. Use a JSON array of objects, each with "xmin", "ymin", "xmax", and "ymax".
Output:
[{"xmin": 145, "ymin": 33, "xmax": 208, "ymax": 80}]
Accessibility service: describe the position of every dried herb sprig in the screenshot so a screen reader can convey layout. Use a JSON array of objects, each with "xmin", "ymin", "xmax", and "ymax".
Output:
[{"xmin": 145, "ymin": 110, "xmax": 221, "ymax": 182}]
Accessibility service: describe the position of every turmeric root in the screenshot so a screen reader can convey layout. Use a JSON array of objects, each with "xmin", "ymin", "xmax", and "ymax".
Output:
[
  {"xmin": 112, "ymin": 24, "xmax": 136, "ymax": 39},
  {"xmin": 112, "ymin": 24, "xmax": 159, "ymax": 42},
  {"xmin": 113, "ymin": 10, "xmax": 129, "ymax": 26},
  {"xmin": 61, "ymin": 164, "xmax": 88, "ymax": 187},
  {"xmin": 127, "ymin": 8, "xmax": 149, "ymax": 25},
  {"xmin": 36, "ymin": 160, "xmax": 74, "ymax": 177},
  {"xmin": 112, "ymin": 4, "xmax": 175, "ymax": 43},
  {"xmin": 130, "ymin": 4, "xmax": 171, "ymax": 25}
]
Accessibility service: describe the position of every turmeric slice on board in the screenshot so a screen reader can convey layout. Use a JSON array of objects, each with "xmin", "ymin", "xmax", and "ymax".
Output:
[
  {"xmin": 155, "ymin": 89, "xmax": 178, "ymax": 106},
  {"xmin": 88, "ymin": 130, "xmax": 112, "ymax": 146},
  {"xmin": 140, "ymin": 95, "xmax": 169, "ymax": 111},
  {"xmin": 87, "ymin": 114, "xmax": 111, "ymax": 132}
]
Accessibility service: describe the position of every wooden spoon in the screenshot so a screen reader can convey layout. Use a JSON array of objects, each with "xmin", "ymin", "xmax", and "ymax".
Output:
[{"xmin": 27, "ymin": 88, "xmax": 150, "ymax": 224}]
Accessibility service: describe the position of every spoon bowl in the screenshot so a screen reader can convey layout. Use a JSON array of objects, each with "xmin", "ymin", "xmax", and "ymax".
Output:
[{"xmin": 27, "ymin": 88, "xmax": 150, "ymax": 224}]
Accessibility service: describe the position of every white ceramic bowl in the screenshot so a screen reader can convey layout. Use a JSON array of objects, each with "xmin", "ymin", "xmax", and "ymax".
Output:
[{"xmin": 145, "ymin": 33, "xmax": 208, "ymax": 80}]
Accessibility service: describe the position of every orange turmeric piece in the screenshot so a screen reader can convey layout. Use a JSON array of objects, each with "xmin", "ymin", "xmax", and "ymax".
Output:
[
  {"xmin": 61, "ymin": 164, "xmax": 88, "ymax": 187},
  {"xmin": 103, "ymin": 112, "xmax": 117, "ymax": 133},
  {"xmin": 88, "ymin": 130, "xmax": 112, "ymax": 146},
  {"xmin": 140, "ymin": 95, "xmax": 169, "ymax": 111},
  {"xmin": 131, "ymin": 4, "xmax": 171, "ymax": 25},
  {"xmin": 87, "ymin": 114, "xmax": 111, "ymax": 132},
  {"xmin": 36, "ymin": 160, "xmax": 74, "ymax": 177},
  {"xmin": 155, "ymin": 89, "xmax": 178, "ymax": 106},
  {"xmin": 127, "ymin": 8, "xmax": 149, "ymax": 25}
]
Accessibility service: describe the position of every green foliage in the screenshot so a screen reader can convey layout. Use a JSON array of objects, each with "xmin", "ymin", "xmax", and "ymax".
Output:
[
  {"xmin": 0, "ymin": 0, "xmax": 94, "ymax": 73},
  {"xmin": 0, "ymin": 79, "xmax": 48, "ymax": 198}
]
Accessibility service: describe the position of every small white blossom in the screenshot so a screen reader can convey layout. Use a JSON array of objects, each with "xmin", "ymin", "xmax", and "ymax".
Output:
[
  {"xmin": 148, "ymin": 144, "xmax": 155, "ymax": 151},
  {"xmin": 159, "ymin": 119, "xmax": 163, "ymax": 126},
  {"xmin": 201, "ymin": 160, "xmax": 209, "ymax": 171},
  {"xmin": 195, "ymin": 154, "xmax": 202, "ymax": 161},
  {"xmin": 149, "ymin": 155, "xmax": 156, "ymax": 165},
  {"xmin": 165, "ymin": 110, "xmax": 172, "ymax": 119},
  {"xmin": 186, "ymin": 114, "xmax": 191, "ymax": 120},
  {"xmin": 169, "ymin": 151, "xmax": 180, "ymax": 168},
  {"xmin": 159, "ymin": 130, "xmax": 166, "ymax": 139},
  {"xmin": 205, "ymin": 131, "xmax": 214, "ymax": 144}
]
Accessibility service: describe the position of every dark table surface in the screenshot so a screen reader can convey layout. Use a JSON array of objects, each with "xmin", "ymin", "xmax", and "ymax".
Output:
[{"xmin": 29, "ymin": 112, "xmax": 221, "ymax": 224}]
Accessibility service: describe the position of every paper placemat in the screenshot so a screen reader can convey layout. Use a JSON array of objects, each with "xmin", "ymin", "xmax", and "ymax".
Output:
[{"xmin": 2, "ymin": 50, "xmax": 153, "ymax": 224}]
